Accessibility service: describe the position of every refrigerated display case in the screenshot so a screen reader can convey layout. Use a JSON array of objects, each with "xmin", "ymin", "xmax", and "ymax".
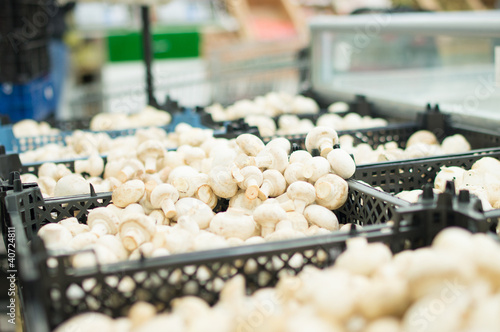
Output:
[{"xmin": 309, "ymin": 11, "xmax": 500, "ymax": 130}]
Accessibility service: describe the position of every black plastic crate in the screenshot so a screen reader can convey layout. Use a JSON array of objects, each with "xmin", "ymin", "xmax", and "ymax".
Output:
[
  {"xmin": 5, "ymin": 178, "xmax": 412, "ymax": 331},
  {"xmin": 264, "ymin": 119, "xmax": 500, "ymax": 159},
  {"xmin": 354, "ymin": 148, "xmax": 500, "ymax": 194}
]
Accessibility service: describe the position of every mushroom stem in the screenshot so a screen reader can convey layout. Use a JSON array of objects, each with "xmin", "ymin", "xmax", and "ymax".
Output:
[
  {"xmin": 294, "ymin": 199, "xmax": 307, "ymax": 214},
  {"xmin": 261, "ymin": 224, "xmax": 275, "ymax": 238},
  {"xmin": 118, "ymin": 166, "xmax": 136, "ymax": 182},
  {"xmin": 144, "ymin": 157, "xmax": 157, "ymax": 174},
  {"xmin": 122, "ymin": 228, "xmax": 148, "ymax": 251},
  {"xmin": 161, "ymin": 199, "xmax": 177, "ymax": 219},
  {"xmin": 196, "ymin": 185, "xmax": 217, "ymax": 209},
  {"xmin": 245, "ymin": 179, "xmax": 260, "ymax": 200},
  {"xmin": 259, "ymin": 182, "xmax": 272, "ymax": 200},
  {"xmin": 91, "ymin": 223, "xmax": 109, "ymax": 238},
  {"xmin": 319, "ymin": 141, "xmax": 333, "ymax": 158},
  {"xmin": 173, "ymin": 177, "xmax": 190, "ymax": 193},
  {"xmin": 231, "ymin": 166, "xmax": 244, "ymax": 183},
  {"xmin": 254, "ymin": 155, "xmax": 272, "ymax": 169}
]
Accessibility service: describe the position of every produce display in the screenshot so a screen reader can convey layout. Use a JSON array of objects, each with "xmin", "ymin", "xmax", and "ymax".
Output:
[
  {"xmin": 54, "ymin": 227, "xmax": 500, "ymax": 332},
  {"xmin": 34, "ymin": 127, "xmax": 357, "ymax": 267},
  {"xmin": 340, "ymin": 130, "xmax": 472, "ymax": 165},
  {"xmin": 395, "ymin": 156, "xmax": 500, "ymax": 215},
  {"xmin": 18, "ymin": 122, "xmax": 210, "ymax": 164},
  {"xmin": 205, "ymin": 92, "xmax": 388, "ymax": 136},
  {"xmin": 12, "ymin": 105, "xmax": 171, "ymax": 136}
]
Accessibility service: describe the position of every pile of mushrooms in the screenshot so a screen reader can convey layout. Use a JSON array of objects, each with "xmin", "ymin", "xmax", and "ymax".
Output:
[
  {"xmin": 35, "ymin": 127, "xmax": 357, "ymax": 267},
  {"xmin": 19, "ymin": 122, "xmax": 212, "ymax": 164},
  {"xmin": 396, "ymin": 156, "xmax": 500, "ymax": 215},
  {"xmin": 12, "ymin": 119, "xmax": 61, "ymax": 137},
  {"xmin": 54, "ymin": 227, "xmax": 500, "ymax": 332},
  {"xmin": 89, "ymin": 105, "xmax": 171, "ymax": 131},
  {"xmin": 340, "ymin": 130, "xmax": 472, "ymax": 165},
  {"xmin": 206, "ymin": 92, "xmax": 387, "ymax": 137},
  {"xmin": 12, "ymin": 105, "xmax": 171, "ymax": 140}
]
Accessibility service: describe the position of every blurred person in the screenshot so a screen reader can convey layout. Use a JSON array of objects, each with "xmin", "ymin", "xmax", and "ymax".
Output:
[{"xmin": 48, "ymin": 1, "xmax": 76, "ymax": 114}]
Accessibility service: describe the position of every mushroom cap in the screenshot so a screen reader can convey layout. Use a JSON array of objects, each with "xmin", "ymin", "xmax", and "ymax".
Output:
[
  {"xmin": 304, "ymin": 204, "xmax": 339, "ymax": 231},
  {"xmin": 328, "ymin": 101, "xmax": 349, "ymax": 113},
  {"xmin": 119, "ymin": 214, "xmax": 156, "ymax": 250},
  {"xmin": 236, "ymin": 134, "xmax": 265, "ymax": 156},
  {"xmin": 471, "ymin": 156, "xmax": 500, "ymax": 174},
  {"xmin": 326, "ymin": 148, "xmax": 356, "ymax": 179},
  {"xmin": 97, "ymin": 234, "xmax": 129, "ymax": 260},
  {"xmin": 209, "ymin": 208, "xmax": 256, "ymax": 240},
  {"xmin": 137, "ymin": 139, "xmax": 165, "ymax": 159},
  {"xmin": 406, "ymin": 130, "xmax": 438, "ymax": 147},
  {"xmin": 38, "ymin": 162, "xmax": 58, "ymax": 179},
  {"xmin": 128, "ymin": 301, "xmax": 157, "ymax": 328},
  {"xmin": 266, "ymin": 137, "xmax": 291, "ymax": 154},
  {"xmin": 289, "ymin": 150, "xmax": 313, "ymax": 164},
  {"xmin": 174, "ymin": 197, "xmax": 214, "ymax": 229},
  {"xmin": 303, "ymin": 156, "xmax": 331, "ymax": 182},
  {"xmin": 208, "ymin": 166, "xmax": 239, "ymax": 199},
  {"xmin": 314, "ymin": 174, "xmax": 349, "ymax": 210},
  {"xmin": 59, "ymin": 217, "xmax": 90, "ymax": 236},
  {"xmin": 38, "ymin": 223, "xmax": 73, "ymax": 250},
  {"xmin": 253, "ymin": 203, "xmax": 288, "ymax": 225},
  {"xmin": 54, "ymin": 174, "xmax": 91, "ymax": 197},
  {"xmin": 112, "ymin": 180, "xmax": 146, "ymax": 208},
  {"xmin": 53, "ymin": 312, "xmax": 114, "ymax": 332},
  {"xmin": 256, "ymin": 146, "xmax": 289, "ymax": 173},
  {"xmin": 441, "ymin": 134, "xmax": 471, "ymax": 154},
  {"xmin": 287, "ymin": 181, "xmax": 316, "ymax": 203},
  {"xmin": 239, "ymin": 166, "xmax": 264, "ymax": 188},
  {"xmin": 87, "ymin": 207, "xmax": 120, "ymax": 234},
  {"xmin": 150, "ymin": 183, "xmax": 179, "ymax": 208},
  {"xmin": 305, "ymin": 126, "xmax": 339, "ymax": 154},
  {"xmin": 434, "ymin": 166, "xmax": 466, "ymax": 192},
  {"xmin": 260, "ymin": 169, "xmax": 287, "ymax": 198}
]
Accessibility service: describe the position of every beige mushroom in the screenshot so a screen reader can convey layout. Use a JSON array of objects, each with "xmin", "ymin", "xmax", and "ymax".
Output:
[
  {"xmin": 314, "ymin": 174, "xmax": 349, "ymax": 210},
  {"xmin": 253, "ymin": 203, "xmax": 288, "ymax": 237},
  {"xmin": 238, "ymin": 166, "xmax": 264, "ymax": 200},
  {"xmin": 174, "ymin": 198, "xmax": 214, "ymax": 229},
  {"xmin": 303, "ymin": 156, "xmax": 331, "ymax": 183},
  {"xmin": 209, "ymin": 208, "xmax": 257, "ymax": 240},
  {"xmin": 54, "ymin": 174, "xmax": 91, "ymax": 197},
  {"xmin": 87, "ymin": 207, "xmax": 121, "ymax": 237},
  {"xmin": 150, "ymin": 183, "xmax": 179, "ymax": 219},
  {"xmin": 112, "ymin": 180, "xmax": 145, "ymax": 208},
  {"xmin": 74, "ymin": 154, "xmax": 104, "ymax": 177},
  {"xmin": 254, "ymin": 146, "xmax": 289, "ymax": 173},
  {"xmin": 406, "ymin": 130, "xmax": 438, "ymax": 147},
  {"xmin": 287, "ymin": 181, "xmax": 316, "ymax": 214},
  {"xmin": 137, "ymin": 140, "xmax": 165, "ymax": 174},
  {"xmin": 116, "ymin": 159, "xmax": 145, "ymax": 183},
  {"xmin": 38, "ymin": 223, "xmax": 73, "ymax": 250},
  {"xmin": 128, "ymin": 301, "xmax": 157, "ymax": 329},
  {"xmin": 326, "ymin": 148, "xmax": 356, "ymax": 179},
  {"xmin": 208, "ymin": 166, "xmax": 239, "ymax": 199},
  {"xmin": 236, "ymin": 133, "xmax": 265, "ymax": 157},
  {"xmin": 303, "ymin": 205, "xmax": 339, "ymax": 231},
  {"xmin": 59, "ymin": 217, "xmax": 89, "ymax": 236},
  {"xmin": 258, "ymin": 169, "xmax": 287, "ymax": 200},
  {"xmin": 119, "ymin": 213, "xmax": 156, "ymax": 251},
  {"xmin": 305, "ymin": 126, "xmax": 339, "ymax": 157}
]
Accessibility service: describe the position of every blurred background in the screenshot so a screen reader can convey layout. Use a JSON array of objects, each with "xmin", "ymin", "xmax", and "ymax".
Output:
[{"xmin": 2, "ymin": 0, "xmax": 500, "ymax": 123}]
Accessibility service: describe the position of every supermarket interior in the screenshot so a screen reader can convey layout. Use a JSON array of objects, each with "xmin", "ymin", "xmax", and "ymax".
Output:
[{"xmin": 2, "ymin": 0, "xmax": 500, "ymax": 331}]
